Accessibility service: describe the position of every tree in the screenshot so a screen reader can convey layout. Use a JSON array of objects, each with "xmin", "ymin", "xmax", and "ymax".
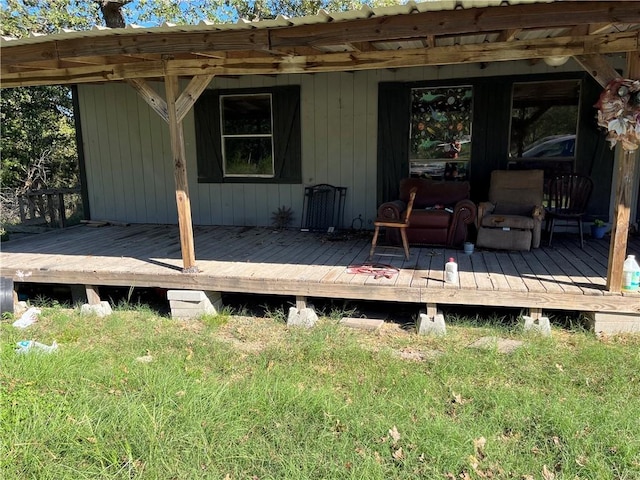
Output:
[
  {"xmin": 98, "ymin": 0, "xmax": 132, "ymax": 28},
  {"xmin": 0, "ymin": 0, "xmax": 396, "ymax": 192},
  {"xmin": 0, "ymin": 1, "xmax": 101, "ymax": 191}
]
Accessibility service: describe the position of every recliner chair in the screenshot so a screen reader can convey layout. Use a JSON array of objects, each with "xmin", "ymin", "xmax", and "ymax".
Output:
[{"xmin": 476, "ymin": 169, "xmax": 545, "ymax": 251}]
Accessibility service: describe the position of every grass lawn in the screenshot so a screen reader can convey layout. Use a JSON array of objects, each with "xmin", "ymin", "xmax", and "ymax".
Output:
[{"xmin": 2, "ymin": 302, "xmax": 640, "ymax": 479}]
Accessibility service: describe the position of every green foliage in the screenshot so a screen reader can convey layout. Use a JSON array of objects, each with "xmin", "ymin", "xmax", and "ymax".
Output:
[
  {"xmin": 0, "ymin": 0, "xmax": 99, "ymax": 37},
  {"xmin": 0, "ymin": 86, "xmax": 79, "ymax": 190},
  {"xmin": 223, "ymin": 0, "xmax": 397, "ymax": 21},
  {"xmin": 2, "ymin": 309, "xmax": 640, "ymax": 479}
]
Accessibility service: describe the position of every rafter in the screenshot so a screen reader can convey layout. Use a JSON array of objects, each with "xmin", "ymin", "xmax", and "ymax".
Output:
[
  {"xmin": 2, "ymin": 32, "xmax": 636, "ymax": 89},
  {"xmin": 497, "ymin": 29, "xmax": 520, "ymax": 43},
  {"xmin": 2, "ymin": 1, "xmax": 638, "ymax": 69}
]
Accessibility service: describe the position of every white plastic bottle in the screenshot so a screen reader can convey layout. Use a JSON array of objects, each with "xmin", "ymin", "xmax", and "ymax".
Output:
[
  {"xmin": 444, "ymin": 257, "xmax": 458, "ymax": 284},
  {"xmin": 622, "ymin": 254, "xmax": 640, "ymax": 292}
]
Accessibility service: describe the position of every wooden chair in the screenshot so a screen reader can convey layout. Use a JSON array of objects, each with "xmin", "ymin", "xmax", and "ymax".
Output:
[
  {"xmin": 546, "ymin": 174, "xmax": 593, "ymax": 249},
  {"xmin": 369, "ymin": 187, "xmax": 417, "ymax": 260}
]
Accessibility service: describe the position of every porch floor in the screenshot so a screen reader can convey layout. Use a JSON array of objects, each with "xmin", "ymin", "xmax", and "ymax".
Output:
[{"xmin": 1, "ymin": 224, "xmax": 639, "ymax": 314}]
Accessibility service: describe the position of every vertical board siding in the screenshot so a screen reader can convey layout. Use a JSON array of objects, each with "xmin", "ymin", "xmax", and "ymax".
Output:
[{"xmin": 78, "ymin": 60, "xmax": 616, "ymax": 228}]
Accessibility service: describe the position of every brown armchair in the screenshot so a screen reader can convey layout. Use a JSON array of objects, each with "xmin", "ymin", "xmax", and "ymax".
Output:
[
  {"xmin": 476, "ymin": 169, "xmax": 545, "ymax": 251},
  {"xmin": 376, "ymin": 178, "xmax": 476, "ymax": 247}
]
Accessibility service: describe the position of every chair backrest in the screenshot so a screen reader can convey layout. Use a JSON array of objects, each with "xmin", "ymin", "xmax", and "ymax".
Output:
[
  {"xmin": 402, "ymin": 188, "xmax": 418, "ymax": 223},
  {"xmin": 399, "ymin": 178, "xmax": 470, "ymax": 208},
  {"xmin": 488, "ymin": 169, "xmax": 544, "ymax": 207},
  {"xmin": 547, "ymin": 174, "xmax": 593, "ymax": 214}
]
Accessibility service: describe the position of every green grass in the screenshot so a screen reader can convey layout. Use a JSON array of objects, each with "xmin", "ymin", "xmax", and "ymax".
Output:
[{"xmin": 2, "ymin": 306, "xmax": 640, "ymax": 479}]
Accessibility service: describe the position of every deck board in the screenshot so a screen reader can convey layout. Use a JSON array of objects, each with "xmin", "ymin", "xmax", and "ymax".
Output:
[{"xmin": 2, "ymin": 224, "xmax": 639, "ymax": 314}]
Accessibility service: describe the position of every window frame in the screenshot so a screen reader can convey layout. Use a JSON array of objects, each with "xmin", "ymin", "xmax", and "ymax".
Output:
[
  {"xmin": 195, "ymin": 85, "xmax": 302, "ymax": 185},
  {"xmin": 219, "ymin": 93, "xmax": 275, "ymax": 179}
]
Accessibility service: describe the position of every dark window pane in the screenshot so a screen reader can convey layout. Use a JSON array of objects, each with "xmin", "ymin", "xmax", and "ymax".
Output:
[
  {"xmin": 223, "ymin": 137, "xmax": 274, "ymax": 176},
  {"xmin": 510, "ymin": 80, "xmax": 580, "ymax": 159},
  {"xmin": 222, "ymin": 94, "xmax": 272, "ymax": 135}
]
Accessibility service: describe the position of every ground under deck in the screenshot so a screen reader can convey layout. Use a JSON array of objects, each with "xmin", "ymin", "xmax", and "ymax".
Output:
[{"xmin": 1, "ymin": 224, "xmax": 639, "ymax": 315}]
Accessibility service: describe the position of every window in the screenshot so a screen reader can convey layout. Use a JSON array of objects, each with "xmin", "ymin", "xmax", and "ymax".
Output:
[
  {"xmin": 508, "ymin": 80, "xmax": 580, "ymax": 178},
  {"xmin": 221, "ymin": 94, "xmax": 274, "ymax": 178},
  {"xmin": 409, "ymin": 86, "xmax": 473, "ymax": 181},
  {"xmin": 195, "ymin": 86, "xmax": 301, "ymax": 184}
]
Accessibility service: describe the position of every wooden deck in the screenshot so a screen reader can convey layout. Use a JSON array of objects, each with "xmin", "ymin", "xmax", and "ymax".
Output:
[{"xmin": 1, "ymin": 224, "xmax": 639, "ymax": 315}]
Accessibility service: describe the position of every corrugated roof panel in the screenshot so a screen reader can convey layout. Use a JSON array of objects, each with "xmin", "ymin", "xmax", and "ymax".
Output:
[
  {"xmin": 517, "ymin": 27, "xmax": 566, "ymax": 41},
  {"xmin": 370, "ymin": 2, "xmax": 419, "ymax": 17},
  {"xmin": 0, "ymin": 0, "xmax": 621, "ymax": 49},
  {"xmin": 327, "ymin": 5, "xmax": 374, "ymax": 22},
  {"xmin": 318, "ymin": 44, "xmax": 354, "ymax": 53},
  {"xmin": 415, "ymin": 0, "xmax": 456, "ymax": 12},
  {"xmin": 461, "ymin": 0, "xmax": 503, "ymax": 7},
  {"xmin": 287, "ymin": 9, "xmax": 332, "ymax": 26},
  {"xmin": 374, "ymin": 39, "xmax": 427, "ymax": 51}
]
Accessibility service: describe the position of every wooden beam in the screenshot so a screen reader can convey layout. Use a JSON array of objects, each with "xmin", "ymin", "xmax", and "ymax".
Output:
[
  {"xmin": 2, "ymin": 32, "xmax": 637, "ymax": 88},
  {"xmin": 573, "ymin": 54, "xmax": 621, "ymax": 88},
  {"xmin": 606, "ymin": 51, "xmax": 640, "ymax": 292},
  {"xmin": 2, "ymin": 2, "xmax": 639, "ymax": 67},
  {"xmin": 497, "ymin": 28, "xmax": 520, "ymax": 43},
  {"xmin": 270, "ymin": 1, "xmax": 640, "ymax": 49},
  {"xmin": 165, "ymin": 75, "xmax": 197, "ymax": 273},
  {"xmin": 175, "ymin": 74, "xmax": 214, "ymax": 123},
  {"xmin": 589, "ymin": 23, "xmax": 615, "ymax": 35},
  {"xmin": 126, "ymin": 78, "xmax": 169, "ymax": 123},
  {"xmin": 348, "ymin": 41, "xmax": 376, "ymax": 53},
  {"xmin": 85, "ymin": 285, "xmax": 101, "ymax": 305}
]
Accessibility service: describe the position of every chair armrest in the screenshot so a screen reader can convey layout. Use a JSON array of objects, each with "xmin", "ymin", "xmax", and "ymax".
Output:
[
  {"xmin": 476, "ymin": 201, "xmax": 495, "ymax": 229},
  {"xmin": 452, "ymin": 199, "xmax": 477, "ymax": 225},
  {"xmin": 376, "ymin": 199, "xmax": 406, "ymax": 221},
  {"xmin": 447, "ymin": 199, "xmax": 477, "ymax": 246},
  {"xmin": 532, "ymin": 205, "xmax": 545, "ymax": 221}
]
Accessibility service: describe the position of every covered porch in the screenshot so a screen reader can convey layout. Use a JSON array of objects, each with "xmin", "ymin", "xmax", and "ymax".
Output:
[{"xmin": 2, "ymin": 224, "xmax": 638, "ymax": 329}]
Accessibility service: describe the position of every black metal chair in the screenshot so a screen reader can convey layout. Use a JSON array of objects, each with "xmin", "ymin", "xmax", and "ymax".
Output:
[{"xmin": 546, "ymin": 174, "xmax": 594, "ymax": 248}]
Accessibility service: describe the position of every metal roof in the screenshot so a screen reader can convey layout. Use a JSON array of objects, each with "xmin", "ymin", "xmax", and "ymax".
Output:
[
  {"xmin": 0, "ymin": 0, "xmax": 562, "ymax": 46},
  {"xmin": 1, "ymin": 1, "xmax": 638, "ymax": 88}
]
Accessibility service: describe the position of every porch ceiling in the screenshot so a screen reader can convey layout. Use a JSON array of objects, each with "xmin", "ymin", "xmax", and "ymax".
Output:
[{"xmin": 1, "ymin": 0, "xmax": 639, "ymax": 88}]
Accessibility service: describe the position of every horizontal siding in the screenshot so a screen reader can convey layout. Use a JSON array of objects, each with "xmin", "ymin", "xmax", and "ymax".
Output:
[{"xmin": 78, "ymin": 58, "xmax": 629, "ymax": 228}]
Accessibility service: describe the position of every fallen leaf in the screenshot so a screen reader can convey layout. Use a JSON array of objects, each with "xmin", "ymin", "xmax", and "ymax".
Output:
[
  {"xmin": 542, "ymin": 465, "xmax": 555, "ymax": 480},
  {"xmin": 474, "ymin": 436, "xmax": 487, "ymax": 459},
  {"xmin": 555, "ymin": 363, "xmax": 564, "ymax": 372},
  {"xmin": 389, "ymin": 426, "xmax": 401, "ymax": 444},
  {"xmin": 392, "ymin": 447, "xmax": 404, "ymax": 460},
  {"xmin": 185, "ymin": 347, "xmax": 193, "ymax": 361},
  {"xmin": 575, "ymin": 455, "xmax": 587, "ymax": 467},
  {"xmin": 86, "ymin": 437, "xmax": 97, "ymax": 444}
]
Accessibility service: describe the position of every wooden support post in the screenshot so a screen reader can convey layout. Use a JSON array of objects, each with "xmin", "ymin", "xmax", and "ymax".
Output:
[
  {"xmin": 606, "ymin": 51, "xmax": 639, "ymax": 292},
  {"xmin": 128, "ymin": 74, "xmax": 213, "ymax": 273},
  {"xmin": 85, "ymin": 285, "xmax": 101, "ymax": 305},
  {"xmin": 296, "ymin": 296, "xmax": 307, "ymax": 310},
  {"xmin": 57, "ymin": 192, "xmax": 67, "ymax": 228},
  {"xmin": 165, "ymin": 75, "xmax": 197, "ymax": 273},
  {"xmin": 425, "ymin": 302, "xmax": 437, "ymax": 318},
  {"xmin": 528, "ymin": 307, "xmax": 542, "ymax": 320}
]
